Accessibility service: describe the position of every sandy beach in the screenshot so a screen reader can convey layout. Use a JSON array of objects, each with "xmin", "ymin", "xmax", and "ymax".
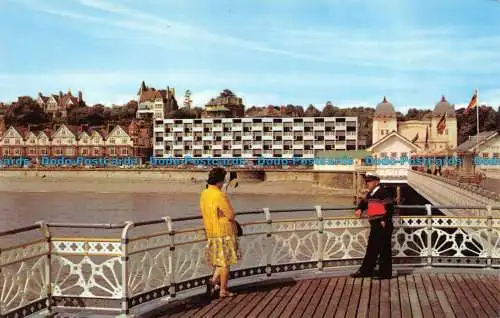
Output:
[{"xmin": 0, "ymin": 175, "xmax": 352, "ymax": 196}]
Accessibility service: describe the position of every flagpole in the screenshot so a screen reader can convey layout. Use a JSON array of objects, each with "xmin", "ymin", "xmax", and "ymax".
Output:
[{"xmin": 476, "ymin": 89, "xmax": 479, "ymax": 148}]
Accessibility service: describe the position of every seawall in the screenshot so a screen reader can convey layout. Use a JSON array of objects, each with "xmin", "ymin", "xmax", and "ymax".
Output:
[{"xmin": 0, "ymin": 169, "xmax": 355, "ymax": 190}]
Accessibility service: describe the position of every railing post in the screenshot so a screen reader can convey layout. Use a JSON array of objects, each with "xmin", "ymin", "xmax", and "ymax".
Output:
[
  {"xmin": 162, "ymin": 216, "xmax": 176, "ymax": 297},
  {"xmin": 315, "ymin": 206, "xmax": 324, "ymax": 271},
  {"xmin": 36, "ymin": 221, "xmax": 52, "ymax": 316},
  {"xmin": 425, "ymin": 204, "xmax": 433, "ymax": 268},
  {"xmin": 486, "ymin": 205, "xmax": 492, "ymax": 269},
  {"xmin": 0, "ymin": 246, "xmax": 2, "ymax": 317},
  {"xmin": 263, "ymin": 208, "xmax": 272, "ymax": 277},
  {"xmin": 120, "ymin": 221, "xmax": 134, "ymax": 317}
]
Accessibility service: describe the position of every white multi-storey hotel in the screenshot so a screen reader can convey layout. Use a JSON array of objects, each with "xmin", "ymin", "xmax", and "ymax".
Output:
[{"xmin": 153, "ymin": 117, "xmax": 358, "ymax": 159}]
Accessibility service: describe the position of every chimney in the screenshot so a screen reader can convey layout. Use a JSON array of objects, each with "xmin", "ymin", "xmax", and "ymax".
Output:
[
  {"xmin": 68, "ymin": 89, "xmax": 72, "ymax": 96},
  {"xmin": 78, "ymin": 90, "xmax": 83, "ymax": 102},
  {"xmin": 59, "ymin": 91, "xmax": 63, "ymax": 98}
]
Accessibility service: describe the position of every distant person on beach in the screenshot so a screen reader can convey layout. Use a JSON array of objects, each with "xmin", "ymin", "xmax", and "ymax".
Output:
[
  {"xmin": 200, "ymin": 167, "xmax": 240, "ymax": 298},
  {"xmin": 351, "ymin": 173, "xmax": 394, "ymax": 280}
]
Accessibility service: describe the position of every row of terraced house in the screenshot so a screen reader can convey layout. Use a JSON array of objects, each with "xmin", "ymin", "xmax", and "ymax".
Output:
[{"xmin": 0, "ymin": 121, "xmax": 151, "ymax": 159}]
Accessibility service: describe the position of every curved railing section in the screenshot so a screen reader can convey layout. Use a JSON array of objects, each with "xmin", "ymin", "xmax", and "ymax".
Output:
[
  {"xmin": 408, "ymin": 170, "xmax": 500, "ymax": 206},
  {"xmin": 1, "ymin": 205, "xmax": 499, "ymax": 317}
]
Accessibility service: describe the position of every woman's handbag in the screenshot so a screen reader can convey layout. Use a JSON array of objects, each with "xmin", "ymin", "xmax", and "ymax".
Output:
[{"xmin": 234, "ymin": 221, "xmax": 243, "ymax": 236}]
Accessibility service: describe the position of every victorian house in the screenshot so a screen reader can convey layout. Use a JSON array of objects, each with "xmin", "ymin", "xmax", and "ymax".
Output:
[
  {"xmin": 202, "ymin": 89, "xmax": 245, "ymax": 118},
  {"xmin": 37, "ymin": 90, "xmax": 84, "ymax": 118},
  {"xmin": 0, "ymin": 123, "xmax": 134, "ymax": 159},
  {"xmin": 136, "ymin": 81, "xmax": 178, "ymax": 120}
]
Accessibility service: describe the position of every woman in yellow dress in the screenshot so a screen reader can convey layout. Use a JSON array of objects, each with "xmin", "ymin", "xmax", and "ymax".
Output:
[{"xmin": 200, "ymin": 167, "xmax": 239, "ymax": 298}]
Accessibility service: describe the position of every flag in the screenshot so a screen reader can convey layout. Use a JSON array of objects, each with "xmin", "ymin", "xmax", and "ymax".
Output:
[
  {"xmin": 464, "ymin": 90, "xmax": 478, "ymax": 114},
  {"xmin": 411, "ymin": 133, "xmax": 419, "ymax": 143},
  {"xmin": 437, "ymin": 113, "xmax": 446, "ymax": 134}
]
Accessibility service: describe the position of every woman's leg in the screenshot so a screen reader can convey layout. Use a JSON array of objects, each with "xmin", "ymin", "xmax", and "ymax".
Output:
[
  {"xmin": 211, "ymin": 266, "xmax": 221, "ymax": 284},
  {"xmin": 219, "ymin": 266, "xmax": 229, "ymax": 293}
]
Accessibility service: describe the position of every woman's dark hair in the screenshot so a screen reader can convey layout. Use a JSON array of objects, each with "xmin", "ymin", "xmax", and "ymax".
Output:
[{"xmin": 207, "ymin": 167, "xmax": 227, "ymax": 185}]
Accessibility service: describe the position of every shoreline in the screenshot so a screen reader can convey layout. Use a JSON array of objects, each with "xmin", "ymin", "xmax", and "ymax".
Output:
[{"xmin": 0, "ymin": 177, "xmax": 352, "ymax": 196}]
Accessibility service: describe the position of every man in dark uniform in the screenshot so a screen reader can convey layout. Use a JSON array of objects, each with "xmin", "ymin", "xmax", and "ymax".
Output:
[{"xmin": 351, "ymin": 173, "xmax": 394, "ymax": 279}]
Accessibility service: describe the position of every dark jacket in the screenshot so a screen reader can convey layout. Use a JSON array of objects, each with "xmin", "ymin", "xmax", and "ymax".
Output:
[{"xmin": 356, "ymin": 185, "xmax": 394, "ymax": 223}]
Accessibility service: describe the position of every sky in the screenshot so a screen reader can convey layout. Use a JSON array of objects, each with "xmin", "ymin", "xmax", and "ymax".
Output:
[{"xmin": 0, "ymin": 0, "xmax": 499, "ymax": 113}]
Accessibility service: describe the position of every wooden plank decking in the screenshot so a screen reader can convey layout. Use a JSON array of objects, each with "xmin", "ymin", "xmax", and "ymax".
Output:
[{"xmin": 154, "ymin": 273, "xmax": 500, "ymax": 318}]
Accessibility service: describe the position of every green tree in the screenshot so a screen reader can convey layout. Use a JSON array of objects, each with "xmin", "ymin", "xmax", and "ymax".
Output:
[
  {"xmin": 322, "ymin": 101, "xmax": 338, "ymax": 117},
  {"xmin": 5, "ymin": 96, "xmax": 50, "ymax": 126}
]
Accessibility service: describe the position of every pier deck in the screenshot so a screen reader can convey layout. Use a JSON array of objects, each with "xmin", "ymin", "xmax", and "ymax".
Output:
[{"xmin": 155, "ymin": 272, "xmax": 500, "ymax": 318}]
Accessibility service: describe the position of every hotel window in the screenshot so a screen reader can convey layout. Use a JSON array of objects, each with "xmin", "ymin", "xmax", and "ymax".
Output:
[
  {"xmin": 94, "ymin": 148, "xmax": 100, "ymax": 156},
  {"xmin": 16, "ymin": 139, "xmax": 20, "ymax": 145},
  {"xmin": 110, "ymin": 148, "xmax": 116, "ymax": 155},
  {"xmin": 29, "ymin": 149, "xmax": 36, "ymax": 155},
  {"xmin": 121, "ymin": 149, "xmax": 128, "ymax": 155},
  {"xmin": 83, "ymin": 138, "xmax": 88, "ymax": 144},
  {"xmin": 493, "ymin": 153, "xmax": 499, "ymax": 158},
  {"xmin": 4, "ymin": 139, "xmax": 9, "ymax": 144},
  {"xmin": 391, "ymin": 152, "xmax": 397, "ymax": 158},
  {"xmin": 445, "ymin": 129, "xmax": 448, "ymax": 135},
  {"xmin": 400, "ymin": 152, "xmax": 408, "ymax": 158},
  {"xmin": 482, "ymin": 153, "xmax": 489, "ymax": 158},
  {"xmin": 380, "ymin": 152, "xmax": 387, "ymax": 158},
  {"xmin": 82, "ymin": 149, "xmax": 88, "ymax": 155},
  {"xmin": 15, "ymin": 149, "xmax": 20, "ymax": 155},
  {"xmin": 3, "ymin": 149, "xmax": 9, "ymax": 155},
  {"xmin": 110, "ymin": 138, "xmax": 116, "ymax": 144},
  {"xmin": 121, "ymin": 138, "xmax": 127, "ymax": 144}
]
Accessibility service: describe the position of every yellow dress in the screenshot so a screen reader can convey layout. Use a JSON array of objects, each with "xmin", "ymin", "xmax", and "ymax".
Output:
[{"xmin": 200, "ymin": 185, "xmax": 239, "ymax": 267}]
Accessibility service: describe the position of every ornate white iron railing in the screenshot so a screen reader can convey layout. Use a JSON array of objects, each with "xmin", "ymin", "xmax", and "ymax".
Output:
[{"xmin": 1, "ymin": 205, "xmax": 499, "ymax": 317}]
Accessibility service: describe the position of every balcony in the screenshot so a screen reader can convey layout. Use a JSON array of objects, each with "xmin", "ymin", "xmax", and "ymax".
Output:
[{"xmin": 272, "ymin": 144, "xmax": 283, "ymax": 149}]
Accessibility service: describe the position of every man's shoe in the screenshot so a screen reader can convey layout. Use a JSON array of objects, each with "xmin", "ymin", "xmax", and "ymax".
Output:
[
  {"xmin": 372, "ymin": 273, "xmax": 393, "ymax": 280},
  {"xmin": 350, "ymin": 271, "xmax": 372, "ymax": 278}
]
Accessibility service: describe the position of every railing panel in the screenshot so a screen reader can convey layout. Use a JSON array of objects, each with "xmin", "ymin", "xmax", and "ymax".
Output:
[
  {"xmin": 322, "ymin": 227, "xmax": 368, "ymax": 260},
  {"xmin": 232, "ymin": 230, "xmax": 269, "ymax": 270},
  {"xmin": 127, "ymin": 233, "xmax": 172, "ymax": 300},
  {"xmin": 0, "ymin": 242, "xmax": 49, "ymax": 317},
  {"xmin": 50, "ymin": 238, "xmax": 123, "ymax": 313}
]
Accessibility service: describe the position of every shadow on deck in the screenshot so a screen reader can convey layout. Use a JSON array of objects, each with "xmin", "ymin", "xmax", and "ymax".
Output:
[{"xmin": 148, "ymin": 271, "xmax": 500, "ymax": 318}]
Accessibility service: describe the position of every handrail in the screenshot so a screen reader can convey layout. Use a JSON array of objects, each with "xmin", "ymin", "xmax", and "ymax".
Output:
[{"xmin": 2, "ymin": 205, "xmax": 499, "ymax": 238}]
